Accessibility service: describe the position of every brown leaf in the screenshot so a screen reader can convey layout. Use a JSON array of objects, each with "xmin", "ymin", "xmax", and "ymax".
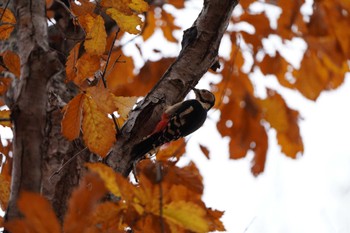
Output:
[
  {"xmin": 5, "ymin": 192, "xmax": 61, "ymax": 233},
  {"xmin": 61, "ymin": 93, "xmax": 84, "ymax": 140},
  {"xmin": 259, "ymin": 90, "xmax": 303, "ymax": 158},
  {"xmin": 63, "ymin": 173, "xmax": 107, "ymax": 233},
  {"xmin": 3, "ymin": 50, "xmax": 20, "ymax": 77},
  {"xmin": 142, "ymin": 9, "xmax": 156, "ymax": 41},
  {"xmin": 156, "ymin": 138, "xmax": 186, "ymax": 161},
  {"xmin": 161, "ymin": 11, "xmax": 180, "ymax": 42},
  {"xmin": 199, "ymin": 144, "xmax": 210, "ymax": 159}
]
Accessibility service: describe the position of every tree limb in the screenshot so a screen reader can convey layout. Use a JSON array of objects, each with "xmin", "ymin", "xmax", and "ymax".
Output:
[{"xmin": 106, "ymin": 0, "xmax": 239, "ymax": 176}]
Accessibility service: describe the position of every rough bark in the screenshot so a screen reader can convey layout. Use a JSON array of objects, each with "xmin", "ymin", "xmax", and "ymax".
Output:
[
  {"xmin": 6, "ymin": 0, "xmax": 61, "ymax": 220},
  {"xmin": 106, "ymin": 0, "xmax": 238, "ymax": 176}
]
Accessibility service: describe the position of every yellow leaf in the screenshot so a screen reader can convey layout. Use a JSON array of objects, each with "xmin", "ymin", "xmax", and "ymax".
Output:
[
  {"xmin": 129, "ymin": 0, "xmax": 149, "ymax": 13},
  {"xmin": 86, "ymin": 86, "xmax": 117, "ymax": 114},
  {"xmin": 61, "ymin": 93, "xmax": 84, "ymax": 140},
  {"xmin": 100, "ymin": 0, "xmax": 132, "ymax": 14},
  {"xmin": 113, "ymin": 96, "xmax": 138, "ymax": 119},
  {"xmin": 0, "ymin": 110, "xmax": 11, "ymax": 127},
  {"xmin": 0, "ymin": 8, "xmax": 16, "ymax": 40},
  {"xmin": 106, "ymin": 8, "xmax": 143, "ymax": 34},
  {"xmin": 163, "ymin": 201, "xmax": 209, "ymax": 233},
  {"xmin": 85, "ymin": 162, "xmax": 121, "ymax": 197},
  {"xmin": 82, "ymin": 96, "xmax": 116, "ymax": 157},
  {"xmin": 75, "ymin": 53, "xmax": 100, "ymax": 85},
  {"xmin": 82, "ymin": 14, "xmax": 107, "ymax": 55}
]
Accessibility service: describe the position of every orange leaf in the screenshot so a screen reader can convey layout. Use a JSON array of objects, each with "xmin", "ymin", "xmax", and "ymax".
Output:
[
  {"xmin": 5, "ymin": 192, "xmax": 61, "ymax": 233},
  {"xmin": 82, "ymin": 96, "xmax": 116, "ymax": 157},
  {"xmin": 61, "ymin": 93, "xmax": 84, "ymax": 140},
  {"xmin": 70, "ymin": 0, "xmax": 95, "ymax": 17},
  {"xmin": 66, "ymin": 42, "xmax": 81, "ymax": 82},
  {"xmin": 86, "ymin": 162, "xmax": 122, "ymax": 197},
  {"xmin": 0, "ymin": 173, "xmax": 10, "ymax": 210},
  {"xmin": 0, "ymin": 8, "xmax": 16, "ymax": 40},
  {"xmin": 199, "ymin": 144, "xmax": 210, "ymax": 159},
  {"xmin": 259, "ymin": 90, "xmax": 303, "ymax": 158},
  {"xmin": 86, "ymin": 85, "xmax": 117, "ymax": 114},
  {"xmin": 142, "ymin": 9, "xmax": 156, "ymax": 41},
  {"xmin": 63, "ymin": 173, "xmax": 107, "ymax": 233},
  {"xmin": 0, "ymin": 109, "xmax": 11, "ymax": 127},
  {"xmin": 163, "ymin": 201, "xmax": 209, "ymax": 232},
  {"xmin": 161, "ymin": 11, "xmax": 180, "ymax": 42},
  {"xmin": 81, "ymin": 14, "xmax": 107, "ymax": 55},
  {"xmin": 3, "ymin": 50, "xmax": 20, "ymax": 77},
  {"xmin": 106, "ymin": 8, "xmax": 143, "ymax": 34},
  {"xmin": 75, "ymin": 53, "xmax": 101, "ymax": 85},
  {"xmin": 156, "ymin": 138, "xmax": 186, "ymax": 161},
  {"xmin": 113, "ymin": 96, "xmax": 138, "ymax": 119}
]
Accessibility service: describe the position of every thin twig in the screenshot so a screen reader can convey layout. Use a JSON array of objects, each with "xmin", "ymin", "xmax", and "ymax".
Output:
[
  {"xmin": 49, "ymin": 147, "xmax": 88, "ymax": 181},
  {"xmin": 101, "ymin": 29, "xmax": 120, "ymax": 88},
  {"xmin": 0, "ymin": 118, "xmax": 11, "ymax": 121},
  {"xmin": 0, "ymin": 0, "xmax": 11, "ymax": 22}
]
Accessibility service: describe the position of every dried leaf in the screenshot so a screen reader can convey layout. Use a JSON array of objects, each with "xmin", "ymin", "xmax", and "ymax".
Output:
[
  {"xmin": 0, "ymin": 174, "xmax": 10, "ymax": 210},
  {"xmin": 5, "ymin": 192, "xmax": 61, "ymax": 233},
  {"xmin": 129, "ymin": 0, "xmax": 149, "ymax": 13},
  {"xmin": 0, "ymin": 109, "xmax": 11, "ymax": 127},
  {"xmin": 199, "ymin": 144, "xmax": 210, "ymax": 159},
  {"xmin": 81, "ymin": 14, "xmax": 107, "ymax": 55},
  {"xmin": 113, "ymin": 96, "xmax": 138, "ymax": 119},
  {"xmin": 259, "ymin": 90, "xmax": 303, "ymax": 158},
  {"xmin": 107, "ymin": 8, "xmax": 143, "ymax": 34},
  {"xmin": 161, "ymin": 11, "xmax": 180, "ymax": 42},
  {"xmin": 0, "ymin": 8, "xmax": 16, "ymax": 40},
  {"xmin": 75, "ymin": 53, "xmax": 101, "ymax": 85},
  {"xmin": 70, "ymin": 0, "xmax": 95, "ymax": 17},
  {"xmin": 86, "ymin": 162, "xmax": 122, "ymax": 197},
  {"xmin": 66, "ymin": 42, "xmax": 81, "ymax": 82},
  {"xmin": 3, "ymin": 50, "xmax": 20, "ymax": 77},
  {"xmin": 86, "ymin": 85, "xmax": 117, "ymax": 114},
  {"xmin": 63, "ymin": 173, "xmax": 107, "ymax": 233},
  {"xmin": 82, "ymin": 96, "xmax": 116, "ymax": 157},
  {"xmin": 163, "ymin": 201, "xmax": 209, "ymax": 233},
  {"xmin": 61, "ymin": 93, "xmax": 84, "ymax": 140}
]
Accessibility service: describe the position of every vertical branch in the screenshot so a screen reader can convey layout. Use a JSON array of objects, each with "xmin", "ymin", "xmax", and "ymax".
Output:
[{"xmin": 5, "ymin": 0, "xmax": 61, "ymax": 221}]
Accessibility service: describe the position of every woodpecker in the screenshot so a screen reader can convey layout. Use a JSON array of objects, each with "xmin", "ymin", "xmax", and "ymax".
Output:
[{"xmin": 131, "ymin": 88, "xmax": 215, "ymax": 157}]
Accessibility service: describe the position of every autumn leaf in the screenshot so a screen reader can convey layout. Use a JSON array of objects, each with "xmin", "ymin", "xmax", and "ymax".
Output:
[
  {"xmin": 86, "ymin": 85, "xmax": 117, "ymax": 114},
  {"xmin": 2, "ymin": 50, "xmax": 20, "ymax": 77},
  {"xmin": 156, "ymin": 138, "xmax": 186, "ymax": 161},
  {"xmin": 61, "ymin": 93, "xmax": 84, "ymax": 140},
  {"xmin": 199, "ymin": 144, "xmax": 210, "ymax": 159},
  {"xmin": 86, "ymin": 162, "xmax": 122, "ymax": 197},
  {"xmin": 0, "ymin": 8, "xmax": 16, "ymax": 40},
  {"xmin": 66, "ymin": 42, "xmax": 81, "ymax": 82},
  {"xmin": 0, "ymin": 77, "xmax": 12, "ymax": 96},
  {"xmin": 113, "ymin": 96, "xmax": 138, "ymax": 119},
  {"xmin": 73, "ymin": 53, "xmax": 101, "ymax": 85},
  {"xmin": 63, "ymin": 173, "xmax": 107, "ymax": 233},
  {"xmin": 163, "ymin": 201, "xmax": 209, "ymax": 233},
  {"xmin": 70, "ymin": 0, "xmax": 95, "ymax": 17},
  {"xmin": 160, "ymin": 11, "xmax": 180, "ymax": 42},
  {"xmin": 0, "ymin": 109, "xmax": 11, "ymax": 127},
  {"xmin": 0, "ymin": 173, "xmax": 10, "ymax": 210},
  {"xmin": 142, "ymin": 9, "xmax": 156, "ymax": 41},
  {"xmin": 107, "ymin": 8, "xmax": 143, "ymax": 34},
  {"xmin": 80, "ymin": 14, "xmax": 107, "ymax": 55},
  {"xmin": 82, "ymin": 96, "xmax": 116, "ymax": 157},
  {"xmin": 129, "ymin": 0, "xmax": 149, "ymax": 13},
  {"xmin": 259, "ymin": 90, "xmax": 303, "ymax": 158},
  {"xmin": 5, "ymin": 192, "xmax": 61, "ymax": 233}
]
